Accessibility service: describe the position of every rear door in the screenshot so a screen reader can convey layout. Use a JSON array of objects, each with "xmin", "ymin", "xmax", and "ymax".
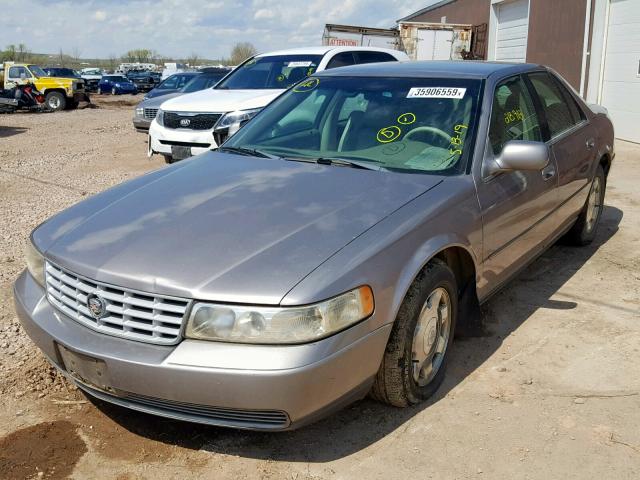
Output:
[
  {"xmin": 475, "ymin": 74, "xmax": 559, "ymax": 297},
  {"xmin": 526, "ymin": 71, "xmax": 596, "ymax": 229}
]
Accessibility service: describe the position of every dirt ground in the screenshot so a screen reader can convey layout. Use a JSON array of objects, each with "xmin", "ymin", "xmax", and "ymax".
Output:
[{"xmin": 0, "ymin": 98, "xmax": 639, "ymax": 480}]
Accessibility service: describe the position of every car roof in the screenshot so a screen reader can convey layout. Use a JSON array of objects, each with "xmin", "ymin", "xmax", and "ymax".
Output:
[
  {"xmin": 256, "ymin": 46, "xmax": 403, "ymax": 57},
  {"xmin": 314, "ymin": 60, "xmax": 542, "ymax": 79}
]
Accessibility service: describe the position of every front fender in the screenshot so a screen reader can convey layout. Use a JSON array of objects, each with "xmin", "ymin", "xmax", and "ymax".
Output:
[{"xmin": 282, "ymin": 176, "xmax": 483, "ymax": 331}]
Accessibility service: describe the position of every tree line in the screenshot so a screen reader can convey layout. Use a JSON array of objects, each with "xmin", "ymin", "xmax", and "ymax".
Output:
[{"xmin": 1, "ymin": 42, "xmax": 258, "ymax": 70}]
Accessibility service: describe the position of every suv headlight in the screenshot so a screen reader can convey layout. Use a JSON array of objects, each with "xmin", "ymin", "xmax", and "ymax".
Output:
[
  {"xmin": 185, "ymin": 286, "xmax": 374, "ymax": 344},
  {"xmin": 156, "ymin": 109, "xmax": 164, "ymax": 126},
  {"xmin": 213, "ymin": 108, "xmax": 261, "ymax": 139},
  {"xmin": 25, "ymin": 239, "xmax": 45, "ymax": 287}
]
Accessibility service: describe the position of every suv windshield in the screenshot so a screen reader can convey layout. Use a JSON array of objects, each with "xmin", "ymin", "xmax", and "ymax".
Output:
[
  {"xmin": 182, "ymin": 72, "xmax": 227, "ymax": 92},
  {"xmin": 225, "ymin": 76, "xmax": 482, "ymax": 174},
  {"xmin": 28, "ymin": 65, "xmax": 47, "ymax": 78},
  {"xmin": 106, "ymin": 76, "xmax": 128, "ymax": 82},
  {"xmin": 216, "ymin": 55, "xmax": 322, "ymax": 90}
]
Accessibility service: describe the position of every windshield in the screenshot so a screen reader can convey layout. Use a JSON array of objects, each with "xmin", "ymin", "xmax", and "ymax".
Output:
[
  {"xmin": 157, "ymin": 73, "xmax": 194, "ymax": 90},
  {"xmin": 106, "ymin": 76, "xmax": 128, "ymax": 82},
  {"xmin": 225, "ymin": 76, "xmax": 482, "ymax": 175},
  {"xmin": 216, "ymin": 55, "xmax": 322, "ymax": 90},
  {"xmin": 28, "ymin": 65, "xmax": 47, "ymax": 78},
  {"xmin": 182, "ymin": 73, "xmax": 227, "ymax": 92}
]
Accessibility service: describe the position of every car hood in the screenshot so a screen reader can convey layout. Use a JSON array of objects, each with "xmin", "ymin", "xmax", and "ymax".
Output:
[
  {"xmin": 38, "ymin": 152, "xmax": 442, "ymax": 304},
  {"xmin": 146, "ymin": 88, "xmax": 180, "ymax": 99},
  {"xmin": 138, "ymin": 92, "xmax": 182, "ymax": 108},
  {"xmin": 160, "ymin": 88, "xmax": 284, "ymax": 113}
]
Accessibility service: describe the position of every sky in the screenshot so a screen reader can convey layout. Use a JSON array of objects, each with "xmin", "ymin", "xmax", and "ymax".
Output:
[{"xmin": 0, "ymin": 0, "xmax": 439, "ymax": 60}]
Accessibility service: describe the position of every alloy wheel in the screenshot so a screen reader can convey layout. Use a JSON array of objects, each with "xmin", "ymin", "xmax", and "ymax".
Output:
[{"xmin": 411, "ymin": 287, "xmax": 452, "ymax": 386}]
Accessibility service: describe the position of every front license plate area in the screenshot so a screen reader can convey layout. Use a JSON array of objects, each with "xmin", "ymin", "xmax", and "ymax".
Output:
[
  {"xmin": 171, "ymin": 145, "xmax": 192, "ymax": 160},
  {"xmin": 58, "ymin": 344, "xmax": 114, "ymax": 393}
]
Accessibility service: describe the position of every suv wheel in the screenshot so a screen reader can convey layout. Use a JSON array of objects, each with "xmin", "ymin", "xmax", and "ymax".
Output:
[
  {"xmin": 111, "ymin": 87, "xmax": 118, "ymax": 95},
  {"xmin": 97, "ymin": 86, "xmax": 102, "ymax": 95},
  {"xmin": 371, "ymin": 258, "xmax": 457, "ymax": 407},
  {"xmin": 45, "ymin": 91, "xmax": 66, "ymax": 112}
]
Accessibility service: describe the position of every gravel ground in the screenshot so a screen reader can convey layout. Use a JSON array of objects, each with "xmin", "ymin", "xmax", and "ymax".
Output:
[{"xmin": 0, "ymin": 101, "xmax": 639, "ymax": 480}]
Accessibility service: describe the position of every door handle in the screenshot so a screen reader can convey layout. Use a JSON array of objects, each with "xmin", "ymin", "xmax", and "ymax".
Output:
[
  {"xmin": 586, "ymin": 138, "xmax": 595, "ymax": 150},
  {"xmin": 542, "ymin": 164, "xmax": 556, "ymax": 181}
]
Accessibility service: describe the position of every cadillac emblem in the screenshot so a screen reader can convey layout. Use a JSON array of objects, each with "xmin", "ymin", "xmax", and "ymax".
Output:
[{"xmin": 87, "ymin": 293, "xmax": 107, "ymax": 319}]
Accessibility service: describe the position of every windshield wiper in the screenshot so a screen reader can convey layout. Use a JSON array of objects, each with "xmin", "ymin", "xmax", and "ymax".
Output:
[
  {"xmin": 216, "ymin": 146, "xmax": 278, "ymax": 159},
  {"xmin": 284, "ymin": 156, "xmax": 383, "ymax": 171}
]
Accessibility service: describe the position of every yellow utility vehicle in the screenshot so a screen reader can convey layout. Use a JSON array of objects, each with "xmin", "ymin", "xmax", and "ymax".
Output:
[{"xmin": 1, "ymin": 62, "xmax": 89, "ymax": 111}]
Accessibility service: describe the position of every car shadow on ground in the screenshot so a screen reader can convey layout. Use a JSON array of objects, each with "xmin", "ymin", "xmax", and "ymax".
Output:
[
  {"xmin": 0, "ymin": 126, "xmax": 28, "ymax": 138},
  {"xmin": 89, "ymin": 205, "xmax": 623, "ymax": 462}
]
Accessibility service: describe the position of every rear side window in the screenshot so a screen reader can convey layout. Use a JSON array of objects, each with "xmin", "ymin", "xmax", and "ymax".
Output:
[
  {"xmin": 8, "ymin": 66, "xmax": 29, "ymax": 78},
  {"xmin": 354, "ymin": 51, "xmax": 397, "ymax": 64},
  {"xmin": 489, "ymin": 76, "xmax": 543, "ymax": 155},
  {"xmin": 326, "ymin": 52, "xmax": 356, "ymax": 69},
  {"xmin": 527, "ymin": 72, "xmax": 584, "ymax": 139}
]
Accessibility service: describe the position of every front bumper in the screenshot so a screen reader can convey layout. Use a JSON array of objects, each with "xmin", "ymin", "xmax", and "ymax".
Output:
[
  {"xmin": 133, "ymin": 116, "xmax": 151, "ymax": 132},
  {"xmin": 149, "ymin": 119, "xmax": 216, "ymax": 157},
  {"xmin": 14, "ymin": 270, "xmax": 389, "ymax": 431},
  {"xmin": 73, "ymin": 91, "xmax": 90, "ymax": 103}
]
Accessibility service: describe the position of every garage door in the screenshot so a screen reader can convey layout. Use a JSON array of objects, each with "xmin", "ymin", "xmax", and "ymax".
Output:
[
  {"xmin": 600, "ymin": 0, "xmax": 640, "ymax": 143},
  {"xmin": 494, "ymin": 0, "xmax": 529, "ymax": 62}
]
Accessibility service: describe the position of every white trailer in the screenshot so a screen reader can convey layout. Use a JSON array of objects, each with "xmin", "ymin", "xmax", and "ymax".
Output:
[
  {"xmin": 322, "ymin": 24, "xmax": 399, "ymax": 50},
  {"xmin": 322, "ymin": 22, "xmax": 473, "ymax": 61},
  {"xmin": 398, "ymin": 22, "xmax": 473, "ymax": 61}
]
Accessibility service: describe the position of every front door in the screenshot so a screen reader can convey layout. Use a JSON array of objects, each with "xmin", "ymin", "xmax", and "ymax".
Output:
[{"xmin": 475, "ymin": 74, "xmax": 559, "ymax": 298}]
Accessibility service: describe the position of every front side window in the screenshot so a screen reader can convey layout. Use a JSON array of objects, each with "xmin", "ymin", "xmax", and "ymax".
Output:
[
  {"xmin": 527, "ymin": 72, "xmax": 583, "ymax": 138},
  {"xmin": 225, "ymin": 76, "xmax": 482, "ymax": 175},
  {"xmin": 216, "ymin": 55, "xmax": 322, "ymax": 90},
  {"xmin": 326, "ymin": 52, "xmax": 356, "ymax": 69},
  {"xmin": 489, "ymin": 76, "xmax": 543, "ymax": 155},
  {"xmin": 354, "ymin": 51, "xmax": 397, "ymax": 64}
]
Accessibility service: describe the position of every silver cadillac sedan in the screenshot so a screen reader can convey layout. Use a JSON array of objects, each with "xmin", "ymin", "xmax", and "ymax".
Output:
[{"xmin": 14, "ymin": 61, "xmax": 614, "ymax": 431}]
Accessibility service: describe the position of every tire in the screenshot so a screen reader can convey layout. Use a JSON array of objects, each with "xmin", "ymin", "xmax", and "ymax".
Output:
[
  {"xmin": 564, "ymin": 164, "xmax": 606, "ymax": 246},
  {"xmin": 44, "ymin": 91, "xmax": 66, "ymax": 112},
  {"xmin": 111, "ymin": 87, "xmax": 118, "ymax": 95},
  {"xmin": 97, "ymin": 87, "xmax": 102, "ymax": 95},
  {"xmin": 66, "ymin": 100, "xmax": 79, "ymax": 110},
  {"xmin": 371, "ymin": 258, "xmax": 457, "ymax": 407},
  {"xmin": 162, "ymin": 154, "xmax": 175, "ymax": 164}
]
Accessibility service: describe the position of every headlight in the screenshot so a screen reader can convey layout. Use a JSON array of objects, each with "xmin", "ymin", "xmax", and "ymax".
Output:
[
  {"xmin": 25, "ymin": 239, "xmax": 45, "ymax": 287},
  {"xmin": 135, "ymin": 107, "xmax": 144, "ymax": 116},
  {"xmin": 185, "ymin": 286, "xmax": 374, "ymax": 344},
  {"xmin": 213, "ymin": 108, "xmax": 262, "ymax": 138},
  {"xmin": 156, "ymin": 109, "xmax": 164, "ymax": 126},
  {"xmin": 115, "ymin": 83, "xmax": 121, "ymax": 87}
]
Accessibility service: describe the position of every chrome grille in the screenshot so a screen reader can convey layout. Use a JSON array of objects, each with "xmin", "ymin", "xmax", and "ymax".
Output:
[
  {"xmin": 45, "ymin": 262, "xmax": 189, "ymax": 345},
  {"xmin": 144, "ymin": 107, "xmax": 158, "ymax": 120}
]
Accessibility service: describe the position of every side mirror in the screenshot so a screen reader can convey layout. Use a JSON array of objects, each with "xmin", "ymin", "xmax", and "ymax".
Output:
[{"xmin": 486, "ymin": 140, "xmax": 549, "ymax": 176}]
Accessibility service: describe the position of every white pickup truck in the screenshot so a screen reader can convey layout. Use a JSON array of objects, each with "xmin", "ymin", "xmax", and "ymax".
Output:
[{"xmin": 148, "ymin": 46, "xmax": 408, "ymax": 163}]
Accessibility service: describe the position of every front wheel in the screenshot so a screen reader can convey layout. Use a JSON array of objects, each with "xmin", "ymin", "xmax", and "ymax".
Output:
[
  {"xmin": 565, "ymin": 164, "xmax": 606, "ymax": 245},
  {"xmin": 371, "ymin": 258, "xmax": 457, "ymax": 407},
  {"xmin": 97, "ymin": 87, "xmax": 102, "ymax": 95},
  {"xmin": 44, "ymin": 91, "xmax": 66, "ymax": 112},
  {"xmin": 111, "ymin": 87, "xmax": 118, "ymax": 95}
]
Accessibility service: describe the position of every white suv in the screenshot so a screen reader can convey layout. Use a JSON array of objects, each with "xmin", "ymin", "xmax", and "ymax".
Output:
[{"xmin": 148, "ymin": 46, "xmax": 409, "ymax": 163}]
